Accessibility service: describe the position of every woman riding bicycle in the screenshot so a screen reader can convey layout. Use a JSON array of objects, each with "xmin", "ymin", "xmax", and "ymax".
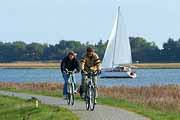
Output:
[{"xmin": 61, "ymin": 51, "xmax": 80, "ymax": 99}]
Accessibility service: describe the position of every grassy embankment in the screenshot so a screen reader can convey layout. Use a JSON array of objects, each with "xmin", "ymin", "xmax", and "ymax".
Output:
[
  {"xmin": 133, "ymin": 63, "xmax": 180, "ymax": 69},
  {"xmin": 0, "ymin": 62, "xmax": 59, "ymax": 69},
  {"xmin": 1, "ymin": 62, "xmax": 180, "ymax": 69},
  {"xmin": 0, "ymin": 94, "xmax": 78, "ymax": 120},
  {"xmin": 0, "ymin": 82, "xmax": 180, "ymax": 120}
]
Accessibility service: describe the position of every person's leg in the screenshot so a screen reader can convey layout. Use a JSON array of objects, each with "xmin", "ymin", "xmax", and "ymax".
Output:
[{"xmin": 62, "ymin": 73, "xmax": 70, "ymax": 97}]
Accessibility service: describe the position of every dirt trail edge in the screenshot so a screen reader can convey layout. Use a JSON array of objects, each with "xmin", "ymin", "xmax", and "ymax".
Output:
[{"xmin": 0, "ymin": 90, "xmax": 149, "ymax": 120}]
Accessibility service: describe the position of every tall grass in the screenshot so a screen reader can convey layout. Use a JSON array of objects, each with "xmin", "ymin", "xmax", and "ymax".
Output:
[
  {"xmin": 0, "ymin": 82, "xmax": 63, "ymax": 91},
  {"xmin": 0, "ymin": 82, "xmax": 180, "ymax": 113},
  {"xmin": 99, "ymin": 85, "xmax": 180, "ymax": 113},
  {"xmin": 1, "ymin": 62, "xmax": 180, "ymax": 69},
  {"xmin": 134, "ymin": 63, "xmax": 180, "ymax": 69},
  {"xmin": 0, "ymin": 62, "xmax": 59, "ymax": 68}
]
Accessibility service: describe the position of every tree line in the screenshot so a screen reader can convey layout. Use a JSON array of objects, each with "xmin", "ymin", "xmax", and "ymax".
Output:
[{"xmin": 0, "ymin": 37, "xmax": 180, "ymax": 63}]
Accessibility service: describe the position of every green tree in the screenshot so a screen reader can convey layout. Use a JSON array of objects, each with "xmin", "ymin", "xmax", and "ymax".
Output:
[
  {"xmin": 130, "ymin": 37, "xmax": 160, "ymax": 62},
  {"xmin": 25, "ymin": 43, "xmax": 45, "ymax": 60}
]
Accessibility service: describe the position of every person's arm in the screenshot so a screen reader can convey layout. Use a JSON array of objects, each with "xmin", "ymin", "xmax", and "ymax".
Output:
[
  {"xmin": 75, "ymin": 59, "xmax": 81, "ymax": 72},
  {"xmin": 60, "ymin": 58, "xmax": 66, "ymax": 73},
  {"xmin": 80, "ymin": 57, "xmax": 86, "ymax": 71},
  {"xmin": 93, "ymin": 53, "xmax": 101, "ymax": 71}
]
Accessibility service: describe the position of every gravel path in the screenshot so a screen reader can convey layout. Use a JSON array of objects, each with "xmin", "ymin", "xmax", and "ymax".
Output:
[{"xmin": 0, "ymin": 90, "xmax": 149, "ymax": 120}]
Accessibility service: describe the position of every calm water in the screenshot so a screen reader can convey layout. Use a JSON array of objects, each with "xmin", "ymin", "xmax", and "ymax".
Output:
[{"xmin": 0, "ymin": 68, "xmax": 180, "ymax": 87}]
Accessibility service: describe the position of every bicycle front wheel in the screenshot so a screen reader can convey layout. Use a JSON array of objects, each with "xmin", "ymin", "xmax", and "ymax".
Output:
[
  {"xmin": 71, "ymin": 83, "xmax": 75, "ymax": 105},
  {"xmin": 85, "ymin": 87, "xmax": 90, "ymax": 110},
  {"xmin": 67, "ymin": 83, "xmax": 74, "ymax": 105},
  {"xmin": 89, "ymin": 86, "xmax": 96, "ymax": 111}
]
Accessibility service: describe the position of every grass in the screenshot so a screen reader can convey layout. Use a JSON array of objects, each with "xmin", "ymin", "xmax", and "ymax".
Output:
[
  {"xmin": 1, "ymin": 82, "xmax": 180, "ymax": 120},
  {"xmin": 98, "ymin": 97, "xmax": 180, "ymax": 120},
  {"xmin": 1, "ymin": 61, "xmax": 180, "ymax": 69},
  {"xmin": 0, "ymin": 82, "xmax": 64, "ymax": 97},
  {"xmin": 99, "ymin": 85, "xmax": 180, "ymax": 113},
  {"xmin": 0, "ymin": 62, "xmax": 59, "ymax": 69},
  {"xmin": 0, "ymin": 95, "xmax": 79, "ymax": 120}
]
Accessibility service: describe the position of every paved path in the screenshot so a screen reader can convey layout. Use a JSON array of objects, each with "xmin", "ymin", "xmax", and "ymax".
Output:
[{"xmin": 0, "ymin": 90, "xmax": 149, "ymax": 120}]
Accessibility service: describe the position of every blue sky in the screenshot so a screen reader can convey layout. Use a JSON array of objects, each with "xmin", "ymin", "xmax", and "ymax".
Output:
[{"xmin": 0, "ymin": 0, "xmax": 179, "ymax": 48}]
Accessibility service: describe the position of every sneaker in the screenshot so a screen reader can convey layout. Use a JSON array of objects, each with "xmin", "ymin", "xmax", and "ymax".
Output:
[
  {"xmin": 74, "ymin": 90, "xmax": 77, "ymax": 94},
  {"xmin": 63, "ymin": 95, "xmax": 67, "ymax": 100},
  {"xmin": 81, "ymin": 93, "xmax": 85, "ymax": 99}
]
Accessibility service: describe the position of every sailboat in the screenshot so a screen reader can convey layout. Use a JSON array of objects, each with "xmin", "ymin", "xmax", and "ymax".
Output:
[{"xmin": 101, "ymin": 6, "xmax": 136, "ymax": 79}]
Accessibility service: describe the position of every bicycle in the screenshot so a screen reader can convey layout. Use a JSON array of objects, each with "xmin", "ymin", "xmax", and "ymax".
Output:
[
  {"xmin": 83, "ymin": 70, "xmax": 99, "ymax": 111},
  {"xmin": 66, "ymin": 69, "xmax": 76, "ymax": 105}
]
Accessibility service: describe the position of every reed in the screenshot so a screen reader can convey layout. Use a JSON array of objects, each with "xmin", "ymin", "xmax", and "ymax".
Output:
[
  {"xmin": 1, "ymin": 62, "xmax": 180, "ymax": 69},
  {"xmin": 134, "ymin": 63, "xmax": 180, "ymax": 69},
  {"xmin": 0, "ymin": 82, "xmax": 63, "ymax": 91},
  {"xmin": 99, "ymin": 85, "xmax": 180, "ymax": 113},
  {"xmin": 0, "ymin": 62, "xmax": 59, "ymax": 68},
  {"xmin": 0, "ymin": 82, "xmax": 180, "ymax": 112}
]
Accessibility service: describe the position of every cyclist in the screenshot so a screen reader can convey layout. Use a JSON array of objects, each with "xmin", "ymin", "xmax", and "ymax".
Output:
[
  {"xmin": 80, "ymin": 47, "xmax": 101, "ymax": 102},
  {"xmin": 61, "ymin": 51, "xmax": 80, "ymax": 99}
]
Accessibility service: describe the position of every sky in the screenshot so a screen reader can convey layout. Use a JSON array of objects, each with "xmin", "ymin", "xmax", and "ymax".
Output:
[{"xmin": 0, "ymin": 0, "xmax": 180, "ymax": 48}]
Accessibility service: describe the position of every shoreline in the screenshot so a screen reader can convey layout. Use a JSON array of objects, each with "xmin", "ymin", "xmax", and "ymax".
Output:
[
  {"xmin": 0, "ymin": 62, "xmax": 180, "ymax": 69},
  {"xmin": 0, "ymin": 62, "xmax": 59, "ymax": 69},
  {"xmin": 133, "ymin": 63, "xmax": 180, "ymax": 69}
]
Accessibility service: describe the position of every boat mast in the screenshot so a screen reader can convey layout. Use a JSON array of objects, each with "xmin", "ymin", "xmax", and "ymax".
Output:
[{"xmin": 112, "ymin": 6, "xmax": 120, "ymax": 69}]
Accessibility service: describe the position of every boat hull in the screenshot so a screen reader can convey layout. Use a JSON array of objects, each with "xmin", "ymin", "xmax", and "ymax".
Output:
[{"xmin": 100, "ymin": 71, "xmax": 136, "ymax": 79}]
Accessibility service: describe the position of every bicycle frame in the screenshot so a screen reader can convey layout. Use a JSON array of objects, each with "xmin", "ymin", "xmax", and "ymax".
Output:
[
  {"xmin": 67, "ymin": 72, "xmax": 75, "ymax": 94},
  {"xmin": 84, "ymin": 70, "xmax": 98, "ymax": 111},
  {"xmin": 66, "ymin": 70, "xmax": 76, "ymax": 105},
  {"xmin": 86, "ymin": 72, "xmax": 96, "ymax": 89}
]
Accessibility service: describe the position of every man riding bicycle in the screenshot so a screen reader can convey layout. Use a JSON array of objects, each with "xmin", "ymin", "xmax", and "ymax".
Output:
[
  {"xmin": 80, "ymin": 47, "xmax": 101, "ymax": 102},
  {"xmin": 61, "ymin": 51, "xmax": 80, "ymax": 99}
]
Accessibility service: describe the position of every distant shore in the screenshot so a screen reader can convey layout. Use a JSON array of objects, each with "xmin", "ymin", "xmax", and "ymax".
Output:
[
  {"xmin": 133, "ymin": 63, "xmax": 180, "ymax": 69},
  {"xmin": 0, "ymin": 62, "xmax": 180, "ymax": 69},
  {"xmin": 0, "ymin": 62, "xmax": 59, "ymax": 69}
]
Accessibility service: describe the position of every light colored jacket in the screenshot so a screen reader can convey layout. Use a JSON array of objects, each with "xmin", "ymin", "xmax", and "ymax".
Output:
[{"xmin": 81, "ymin": 53, "xmax": 101, "ymax": 72}]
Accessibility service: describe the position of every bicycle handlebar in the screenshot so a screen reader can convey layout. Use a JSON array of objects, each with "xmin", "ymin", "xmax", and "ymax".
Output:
[
  {"xmin": 83, "ymin": 70, "xmax": 100, "ymax": 77},
  {"xmin": 65, "ymin": 69, "xmax": 76, "ymax": 74}
]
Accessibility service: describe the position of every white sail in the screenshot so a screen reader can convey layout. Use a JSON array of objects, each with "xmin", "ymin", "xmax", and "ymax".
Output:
[
  {"xmin": 102, "ymin": 13, "xmax": 118, "ymax": 68},
  {"xmin": 102, "ymin": 7, "xmax": 132, "ymax": 69}
]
